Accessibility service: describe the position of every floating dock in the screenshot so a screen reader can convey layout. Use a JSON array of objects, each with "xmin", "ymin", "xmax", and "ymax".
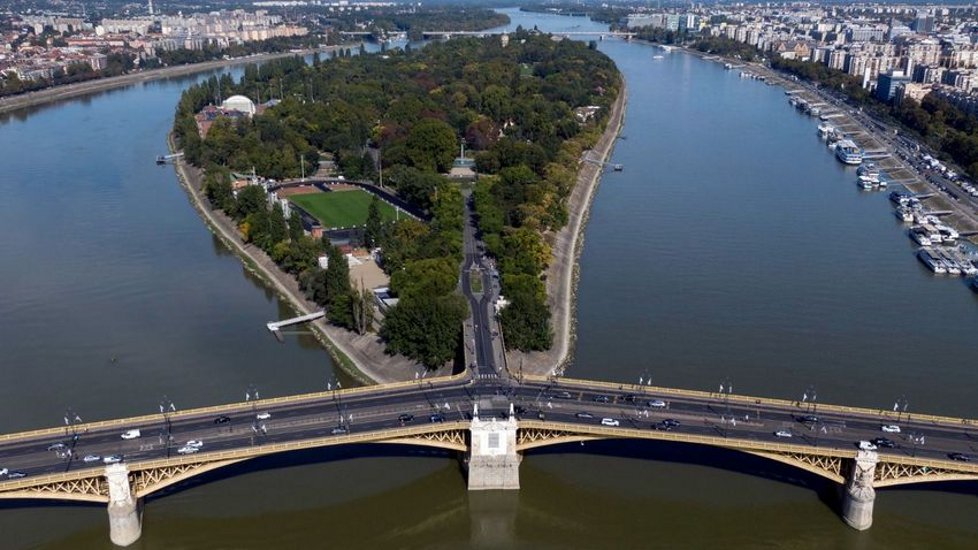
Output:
[{"xmin": 266, "ymin": 311, "xmax": 325, "ymax": 332}]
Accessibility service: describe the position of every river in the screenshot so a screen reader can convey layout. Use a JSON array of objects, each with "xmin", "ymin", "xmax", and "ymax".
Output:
[{"xmin": 0, "ymin": 8, "xmax": 976, "ymax": 548}]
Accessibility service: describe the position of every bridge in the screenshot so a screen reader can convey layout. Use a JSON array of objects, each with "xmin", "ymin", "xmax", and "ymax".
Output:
[
  {"xmin": 421, "ymin": 30, "xmax": 636, "ymax": 39},
  {"xmin": 3, "ymin": 180, "xmax": 978, "ymax": 546}
]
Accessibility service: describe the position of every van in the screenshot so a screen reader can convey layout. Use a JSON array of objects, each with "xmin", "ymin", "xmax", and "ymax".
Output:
[{"xmin": 120, "ymin": 429, "xmax": 141, "ymax": 440}]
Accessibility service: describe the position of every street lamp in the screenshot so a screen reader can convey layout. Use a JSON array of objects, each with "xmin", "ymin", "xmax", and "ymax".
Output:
[
  {"xmin": 802, "ymin": 385, "xmax": 817, "ymax": 415},
  {"xmin": 893, "ymin": 396, "xmax": 909, "ymax": 423},
  {"xmin": 159, "ymin": 396, "xmax": 176, "ymax": 457},
  {"xmin": 909, "ymin": 432, "xmax": 925, "ymax": 457}
]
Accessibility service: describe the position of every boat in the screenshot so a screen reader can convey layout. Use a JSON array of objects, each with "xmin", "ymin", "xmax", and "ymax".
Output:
[
  {"xmin": 917, "ymin": 248, "xmax": 947, "ymax": 274},
  {"xmin": 909, "ymin": 227, "xmax": 932, "ymax": 246},
  {"xmin": 612, "ymin": 164, "xmax": 623, "ymax": 171},
  {"xmin": 834, "ymin": 139, "xmax": 863, "ymax": 165},
  {"xmin": 895, "ymin": 207, "xmax": 914, "ymax": 223},
  {"xmin": 857, "ymin": 176, "xmax": 876, "ymax": 190},
  {"xmin": 857, "ymin": 163, "xmax": 880, "ymax": 179},
  {"xmin": 809, "ymin": 107, "xmax": 821, "ymax": 117},
  {"xmin": 155, "ymin": 156, "xmax": 166, "ymax": 165},
  {"xmin": 652, "ymin": 55, "xmax": 664, "ymax": 60}
]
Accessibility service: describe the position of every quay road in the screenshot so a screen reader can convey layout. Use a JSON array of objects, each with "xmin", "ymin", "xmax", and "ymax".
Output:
[
  {"xmin": 460, "ymin": 189, "xmax": 502, "ymax": 380},
  {"xmin": 1, "ymin": 374, "xmax": 977, "ymax": 484}
]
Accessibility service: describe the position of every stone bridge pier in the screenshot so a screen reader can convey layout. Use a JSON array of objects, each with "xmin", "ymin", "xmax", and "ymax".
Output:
[
  {"xmin": 466, "ymin": 405, "xmax": 521, "ymax": 490},
  {"xmin": 106, "ymin": 463, "xmax": 142, "ymax": 546},
  {"xmin": 841, "ymin": 450, "xmax": 878, "ymax": 531}
]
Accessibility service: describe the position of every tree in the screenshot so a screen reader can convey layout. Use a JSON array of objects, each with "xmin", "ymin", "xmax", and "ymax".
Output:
[
  {"xmin": 352, "ymin": 283, "xmax": 375, "ymax": 335},
  {"xmin": 324, "ymin": 245, "xmax": 354, "ymax": 328},
  {"xmin": 364, "ymin": 195, "xmax": 382, "ymax": 248},
  {"xmin": 288, "ymin": 211, "xmax": 305, "ymax": 241},
  {"xmin": 380, "ymin": 294, "xmax": 466, "ymax": 368},
  {"xmin": 404, "ymin": 118, "xmax": 457, "ymax": 172}
]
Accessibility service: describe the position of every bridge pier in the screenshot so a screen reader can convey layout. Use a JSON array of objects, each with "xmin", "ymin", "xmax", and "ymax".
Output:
[
  {"xmin": 105, "ymin": 464, "xmax": 142, "ymax": 547},
  {"xmin": 841, "ymin": 450, "xmax": 878, "ymax": 531},
  {"xmin": 466, "ymin": 405, "xmax": 520, "ymax": 490}
]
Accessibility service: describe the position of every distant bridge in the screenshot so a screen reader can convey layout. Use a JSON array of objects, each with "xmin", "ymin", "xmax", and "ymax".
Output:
[{"xmin": 421, "ymin": 30, "xmax": 636, "ymax": 39}]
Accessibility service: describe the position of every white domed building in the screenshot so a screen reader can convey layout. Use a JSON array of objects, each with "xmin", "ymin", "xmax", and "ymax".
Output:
[{"xmin": 221, "ymin": 95, "xmax": 257, "ymax": 117}]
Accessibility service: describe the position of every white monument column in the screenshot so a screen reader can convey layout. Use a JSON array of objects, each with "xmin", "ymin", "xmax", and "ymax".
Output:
[
  {"xmin": 106, "ymin": 463, "xmax": 142, "ymax": 546},
  {"xmin": 467, "ymin": 404, "xmax": 521, "ymax": 490},
  {"xmin": 841, "ymin": 450, "xmax": 878, "ymax": 531}
]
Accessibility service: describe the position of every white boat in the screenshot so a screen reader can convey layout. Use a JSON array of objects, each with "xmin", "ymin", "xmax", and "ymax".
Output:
[
  {"xmin": 917, "ymin": 248, "xmax": 947, "ymax": 274},
  {"xmin": 909, "ymin": 228, "xmax": 932, "ymax": 246},
  {"xmin": 895, "ymin": 207, "xmax": 914, "ymax": 223},
  {"xmin": 652, "ymin": 55, "xmax": 664, "ymax": 60},
  {"xmin": 835, "ymin": 139, "xmax": 863, "ymax": 165}
]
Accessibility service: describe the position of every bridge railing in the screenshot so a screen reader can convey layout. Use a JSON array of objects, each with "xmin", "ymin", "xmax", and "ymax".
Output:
[
  {"xmin": 522, "ymin": 374, "xmax": 978, "ymax": 429},
  {"xmin": 0, "ymin": 372, "xmax": 470, "ymax": 444}
]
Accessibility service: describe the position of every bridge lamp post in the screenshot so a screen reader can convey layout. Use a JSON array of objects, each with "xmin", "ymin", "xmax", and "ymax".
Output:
[
  {"xmin": 909, "ymin": 432, "xmax": 925, "ymax": 457},
  {"xmin": 893, "ymin": 396, "xmax": 909, "ymax": 423},
  {"xmin": 802, "ymin": 385, "xmax": 817, "ymax": 415},
  {"xmin": 159, "ymin": 396, "xmax": 176, "ymax": 458},
  {"xmin": 63, "ymin": 407, "xmax": 83, "ymax": 440}
]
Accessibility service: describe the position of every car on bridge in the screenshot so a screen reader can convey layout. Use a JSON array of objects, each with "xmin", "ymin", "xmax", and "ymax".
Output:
[
  {"xmin": 256, "ymin": 412, "xmax": 272, "ymax": 421},
  {"xmin": 429, "ymin": 413, "xmax": 445, "ymax": 423},
  {"xmin": 872, "ymin": 438, "xmax": 896, "ymax": 448},
  {"xmin": 857, "ymin": 440, "xmax": 878, "ymax": 451},
  {"xmin": 553, "ymin": 391, "xmax": 573, "ymax": 399},
  {"xmin": 774, "ymin": 430, "xmax": 793, "ymax": 438},
  {"xmin": 797, "ymin": 415, "xmax": 819, "ymax": 424},
  {"xmin": 600, "ymin": 418, "xmax": 620, "ymax": 427},
  {"xmin": 103, "ymin": 455, "xmax": 123, "ymax": 464},
  {"xmin": 649, "ymin": 400, "xmax": 667, "ymax": 409},
  {"xmin": 331, "ymin": 426, "xmax": 349, "ymax": 435},
  {"xmin": 7, "ymin": 472, "xmax": 26, "ymax": 479},
  {"xmin": 398, "ymin": 414, "xmax": 415, "ymax": 424},
  {"xmin": 177, "ymin": 446, "xmax": 199, "ymax": 455},
  {"xmin": 593, "ymin": 395, "xmax": 611, "ymax": 403},
  {"xmin": 47, "ymin": 443, "xmax": 66, "ymax": 451},
  {"xmin": 0, "ymin": 468, "xmax": 7, "ymax": 477},
  {"xmin": 185, "ymin": 440, "xmax": 203, "ymax": 449},
  {"xmin": 575, "ymin": 412, "xmax": 595, "ymax": 419},
  {"xmin": 120, "ymin": 430, "xmax": 141, "ymax": 440},
  {"xmin": 83, "ymin": 455, "xmax": 101, "ymax": 463},
  {"xmin": 881, "ymin": 425, "xmax": 901, "ymax": 433},
  {"xmin": 214, "ymin": 415, "xmax": 231, "ymax": 424},
  {"xmin": 948, "ymin": 453, "xmax": 972, "ymax": 462}
]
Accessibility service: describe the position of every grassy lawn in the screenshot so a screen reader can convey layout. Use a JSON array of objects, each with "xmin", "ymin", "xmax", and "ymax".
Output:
[{"xmin": 290, "ymin": 190, "xmax": 398, "ymax": 228}]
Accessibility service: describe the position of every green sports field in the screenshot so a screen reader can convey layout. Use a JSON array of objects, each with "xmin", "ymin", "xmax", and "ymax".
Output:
[{"xmin": 289, "ymin": 190, "xmax": 398, "ymax": 228}]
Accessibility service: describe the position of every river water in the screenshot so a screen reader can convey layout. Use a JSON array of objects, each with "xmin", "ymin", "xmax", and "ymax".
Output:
[{"xmin": 1, "ymin": 8, "xmax": 976, "ymax": 548}]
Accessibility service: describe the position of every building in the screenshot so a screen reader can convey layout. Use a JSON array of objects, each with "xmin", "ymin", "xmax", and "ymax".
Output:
[{"xmin": 876, "ymin": 70, "xmax": 911, "ymax": 102}]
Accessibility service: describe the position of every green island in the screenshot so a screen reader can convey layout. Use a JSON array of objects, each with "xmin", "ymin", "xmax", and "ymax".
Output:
[{"xmin": 173, "ymin": 29, "xmax": 620, "ymax": 372}]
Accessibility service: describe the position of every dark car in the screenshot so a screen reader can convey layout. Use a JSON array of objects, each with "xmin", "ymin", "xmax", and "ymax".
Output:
[
  {"xmin": 398, "ymin": 414, "xmax": 414, "ymax": 423},
  {"xmin": 948, "ymin": 453, "xmax": 972, "ymax": 462},
  {"xmin": 429, "ymin": 413, "xmax": 445, "ymax": 423},
  {"xmin": 872, "ymin": 438, "xmax": 896, "ymax": 448},
  {"xmin": 575, "ymin": 412, "xmax": 595, "ymax": 419},
  {"xmin": 798, "ymin": 415, "xmax": 819, "ymax": 424},
  {"xmin": 592, "ymin": 395, "xmax": 611, "ymax": 403},
  {"xmin": 553, "ymin": 391, "xmax": 573, "ymax": 399},
  {"xmin": 214, "ymin": 415, "xmax": 231, "ymax": 424},
  {"xmin": 661, "ymin": 419, "xmax": 681, "ymax": 428},
  {"xmin": 621, "ymin": 394, "xmax": 637, "ymax": 403},
  {"xmin": 46, "ymin": 443, "xmax": 66, "ymax": 451}
]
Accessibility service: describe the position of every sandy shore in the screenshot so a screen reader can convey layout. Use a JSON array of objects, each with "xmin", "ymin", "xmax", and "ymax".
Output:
[
  {"xmin": 0, "ymin": 49, "xmax": 335, "ymax": 117},
  {"xmin": 505, "ymin": 78, "xmax": 628, "ymax": 377},
  {"xmin": 167, "ymin": 134, "xmax": 440, "ymax": 385}
]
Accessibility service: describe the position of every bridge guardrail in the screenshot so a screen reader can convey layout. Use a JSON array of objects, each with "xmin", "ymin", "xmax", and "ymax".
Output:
[
  {"xmin": 0, "ymin": 372, "xmax": 470, "ymax": 444},
  {"xmin": 522, "ymin": 375, "xmax": 978, "ymax": 429}
]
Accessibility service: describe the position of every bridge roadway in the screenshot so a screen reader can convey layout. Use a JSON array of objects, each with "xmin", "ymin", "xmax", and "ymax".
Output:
[
  {"xmin": 1, "ymin": 376, "xmax": 978, "ymax": 482},
  {"xmin": 1, "ymin": 372, "xmax": 978, "ymax": 543}
]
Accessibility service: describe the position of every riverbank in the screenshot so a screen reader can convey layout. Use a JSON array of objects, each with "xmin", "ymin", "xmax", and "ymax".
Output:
[
  {"xmin": 167, "ymin": 133, "xmax": 437, "ymax": 385},
  {"xmin": 506, "ymin": 78, "xmax": 628, "ymax": 376},
  {"xmin": 0, "ymin": 48, "xmax": 341, "ymax": 117}
]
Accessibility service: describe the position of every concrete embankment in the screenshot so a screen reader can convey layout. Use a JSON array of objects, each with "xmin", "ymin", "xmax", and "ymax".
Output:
[
  {"xmin": 0, "ymin": 48, "xmax": 338, "ymax": 117},
  {"xmin": 167, "ymin": 133, "xmax": 434, "ymax": 385},
  {"xmin": 507, "ymin": 78, "xmax": 628, "ymax": 377}
]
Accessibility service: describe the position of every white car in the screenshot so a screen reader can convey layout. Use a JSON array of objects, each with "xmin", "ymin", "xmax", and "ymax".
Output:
[
  {"xmin": 0, "ymin": 468, "xmax": 7, "ymax": 477},
  {"xmin": 600, "ymin": 418, "xmax": 620, "ymax": 427},
  {"xmin": 881, "ymin": 425, "xmax": 901, "ymax": 434},
  {"xmin": 185, "ymin": 440, "xmax": 204, "ymax": 448},
  {"xmin": 83, "ymin": 455, "xmax": 101, "ymax": 463},
  {"xmin": 177, "ymin": 446, "xmax": 199, "ymax": 455},
  {"xmin": 103, "ymin": 455, "xmax": 123, "ymax": 464},
  {"xmin": 120, "ymin": 429, "xmax": 141, "ymax": 440},
  {"xmin": 649, "ymin": 400, "xmax": 667, "ymax": 408},
  {"xmin": 774, "ymin": 430, "xmax": 793, "ymax": 438},
  {"xmin": 858, "ymin": 440, "xmax": 878, "ymax": 451},
  {"xmin": 256, "ymin": 412, "xmax": 272, "ymax": 420}
]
